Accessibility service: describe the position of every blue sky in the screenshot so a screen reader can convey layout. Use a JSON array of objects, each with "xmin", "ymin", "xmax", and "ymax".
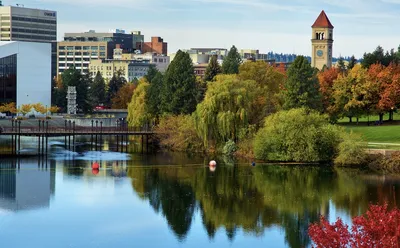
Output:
[{"xmin": 5, "ymin": 0, "xmax": 400, "ymax": 58}]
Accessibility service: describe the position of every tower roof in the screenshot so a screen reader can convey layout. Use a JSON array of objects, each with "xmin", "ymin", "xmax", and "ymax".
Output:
[{"xmin": 312, "ymin": 10, "xmax": 334, "ymax": 28}]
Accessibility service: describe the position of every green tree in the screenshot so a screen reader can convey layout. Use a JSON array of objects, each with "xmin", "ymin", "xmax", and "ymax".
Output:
[
  {"xmin": 146, "ymin": 72, "xmax": 163, "ymax": 118},
  {"xmin": 239, "ymin": 60, "xmax": 285, "ymax": 123},
  {"xmin": 337, "ymin": 57, "xmax": 346, "ymax": 73},
  {"xmin": 281, "ymin": 56, "xmax": 322, "ymax": 111},
  {"xmin": 362, "ymin": 46, "xmax": 386, "ymax": 68},
  {"xmin": 194, "ymin": 74, "xmax": 259, "ymax": 147},
  {"xmin": 204, "ymin": 55, "xmax": 222, "ymax": 82},
  {"xmin": 222, "ymin": 45, "xmax": 242, "ymax": 74},
  {"xmin": 254, "ymin": 108, "xmax": 341, "ymax": 162},
  {"xmin": 62, "ymin": 66, "xmax": 90, "ymax": 113},
  {"xmin": 144, "ymin": 64, "xmax": 159, "ymax": 83},
  {"xmin": 347, "ymin": 55, "xmax": 357, "ymax": 70},
  {"xmin": 127, "ymin": 78, "xmax": 151, "ymax": 127},
  {"xmin": 52, "ymin": 76, "xmax": 66, "ymax": 111},
  {"xmin": 106, "ymin": 70, "xmax": 127, "ymax": 107},
  {"xmin": 162, "ymin": 50, "xmax": 197, "ymax": 114},
  {"xmin": 89, "ymin": 71, "xmax": 106, "ymax": 107}
]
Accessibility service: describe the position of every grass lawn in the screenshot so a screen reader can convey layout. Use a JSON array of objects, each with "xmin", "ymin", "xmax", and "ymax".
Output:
[{"xmin": 342, "ymin": 123, "xmax": 400, "ymax": 150}]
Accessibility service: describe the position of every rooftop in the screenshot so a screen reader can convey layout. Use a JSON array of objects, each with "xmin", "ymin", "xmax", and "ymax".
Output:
[{"xmin": 312, "ymin": 10, "xmax": 334, "ymax": 29}]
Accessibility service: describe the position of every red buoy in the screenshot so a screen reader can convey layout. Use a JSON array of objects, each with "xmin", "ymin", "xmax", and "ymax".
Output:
[
  {"xmin": 92, "ymin": 169, "xmax": 99, "ymax": 175},
  {"xmin": 92, "ymin": 162, "xmax": 99, "ymax": 169}
]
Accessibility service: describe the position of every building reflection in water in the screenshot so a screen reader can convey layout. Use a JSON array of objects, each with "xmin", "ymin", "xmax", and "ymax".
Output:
[{"xmin": 0, "ymin": 159, "xmax": 56, "ymax": 212}]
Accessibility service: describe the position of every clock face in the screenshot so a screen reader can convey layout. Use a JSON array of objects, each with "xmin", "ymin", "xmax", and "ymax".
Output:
[{"xmin": 317, "ymin": 50, "xmax": 323, "ymax": 57}]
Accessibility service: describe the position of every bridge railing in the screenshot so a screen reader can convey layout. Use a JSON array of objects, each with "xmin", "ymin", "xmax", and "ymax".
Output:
[{"xmin": 0, "ymin": 125, "xmax": 154, "ymax": 134}]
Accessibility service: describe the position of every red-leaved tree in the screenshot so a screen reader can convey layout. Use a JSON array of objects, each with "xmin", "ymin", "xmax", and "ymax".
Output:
[{"xmin": 309, "ymin": 203, "xmax": 400, "ymax": 248}]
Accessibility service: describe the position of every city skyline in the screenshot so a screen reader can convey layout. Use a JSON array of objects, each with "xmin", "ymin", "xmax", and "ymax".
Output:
[{"xmin": 4, "ymin": 0, "xmax": 400, "ymax": 58}]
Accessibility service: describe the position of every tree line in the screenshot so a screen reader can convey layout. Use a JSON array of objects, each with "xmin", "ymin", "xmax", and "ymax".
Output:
[{"xmin": 52, "ymin": 69, "xmax": 137, "ymax": 112}]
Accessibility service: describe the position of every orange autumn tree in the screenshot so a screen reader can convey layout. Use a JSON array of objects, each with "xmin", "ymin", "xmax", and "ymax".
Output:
[
  {"xmin": 111, "ymin": 83, "xmax": 136, "ymax": 109},
  {"xmin": 318, "ymin": 67, "xmax": 339, "ymax": 117},
  {"xmin": 369, "ymin": 63, "xmax": 400, "ymax": 121}
]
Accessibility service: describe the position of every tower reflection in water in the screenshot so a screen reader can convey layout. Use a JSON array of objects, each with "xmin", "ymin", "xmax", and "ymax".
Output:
[{"xmin": 0, "ymin": 159, "xmax": 55, "ymax": 212}]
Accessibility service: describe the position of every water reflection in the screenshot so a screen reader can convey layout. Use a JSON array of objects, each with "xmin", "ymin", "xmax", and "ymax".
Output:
[
  {"xmin": 128, "ymin": 164, "xmax": 400, "ymax": 248},
  {"xmin": 0, "ymin": 159, "xmax": 55, "ymax": 212},
  {"xmin": 1, "ymin": 156, "xmax": 400, "ymax": 248}
]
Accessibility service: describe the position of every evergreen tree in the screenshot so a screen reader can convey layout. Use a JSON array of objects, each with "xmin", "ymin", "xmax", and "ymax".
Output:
[
  {"xmin": 146, "ymin": 72, "xmax": 163, "ymax": 118},
  {"xmin": 204, "ymin": 55, "xmax": 222, "ymax": 81},
  {"xmin": 348, "ymin": 55, "xmax": 357, "ymax": 70},
  {"xmin": 106, "ymin": 70, "xmax": 127, "ymax": 107},
  {"xmin": 52, "ymin": 76, "xmax": 66, "ymax": 111},
  {"xmin": 161, "ymin": 50, "xmax": 198, "ymax": 114},
  {"xmin": 144, "ymin": 64, "xmax": 159, "ymax": 83},
  {"xmin": 89, "ymin": 71, "xmax": 106, "ymax": 107},
  {"xmin": 337, "ymin": 57, "xmax": 346, "ymax": 73},
  {"xmin": 79, "ymin": 73, "xmax": 92, "ymax": 113},
  {"xmin": 62, "ymin": 66, "xmax": 90, "ymax": 113},
  {"xmin": 281, "ymin": 56, "xmax": 322, "ymax": 111},
  {"xmin": 222, "ymin": 45, "xmax": 242, "ymax": 74}
]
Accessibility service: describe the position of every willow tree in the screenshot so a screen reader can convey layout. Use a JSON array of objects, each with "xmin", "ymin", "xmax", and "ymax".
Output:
[
  {"xmin": 127, "ymin": 78, "xmax": 151, "ymax": 128},
  {"xmin": 194, "ymin": 75, "xmax": 259, "ymax": 147}
]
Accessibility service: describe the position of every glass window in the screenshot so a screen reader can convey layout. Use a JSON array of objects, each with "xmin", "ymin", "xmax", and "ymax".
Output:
[
  {"xmin": 91, "ymin": 46, "xmax": 98, "ymax": 50},
  {"xmin": 0, "ymin": 54, "xmax": 17, "ymax": 104},
  {"xmin": 91, "ymin": 52, "xmax": 98, "ymax": 56},
  {"xmin": 66, "ymin": 46, "xmax": 74, "ymax": 50},
  {"xmin": 75, "ymin": 46, "xmax": 82, "ymax": 50},
  {"xmin": 83, "ymin": 46, "xmax": 90, "ymax": 50},
  {"xmin": 99, "ymin": 46, "xmax": 106, "ymax": 50},
  {"xmin": 100, "ymin": 52, "xmax": 106, "ymax": 56},
  {"xmin": 75, "ymin": 52, "xmax": 82, "ymax": 56},
  {"xmin": 83, "ymin": 52, "xmax": 90, "ymax": 56},
  {"xmin": 59, "ymin": 52, "xmax": 65, "ymax": 55},
  {"xmin": 67, "ymin": 52, "xmax": 73, "ymax": 56}
]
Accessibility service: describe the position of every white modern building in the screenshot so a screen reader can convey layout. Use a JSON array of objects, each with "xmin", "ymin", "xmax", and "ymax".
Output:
[
  {"xmin": 0, "ymin": 41, "xmax": 51, "ymax": 108},
  {"xmin": 0, "ymin": 159, "xmax": 54, "ymax": 212}
]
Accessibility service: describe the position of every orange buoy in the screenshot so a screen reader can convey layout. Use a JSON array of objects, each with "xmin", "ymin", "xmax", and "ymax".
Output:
[{"xmin": 92, "ymin": 162, "xmax": 99, "ymax": 169}]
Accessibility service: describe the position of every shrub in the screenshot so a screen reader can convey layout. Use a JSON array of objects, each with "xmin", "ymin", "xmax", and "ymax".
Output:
[
  {"xmin": 222, "ymin": 140, "xmax": 237, "ymax": 155},
  {"xmin": 254, "ymin": 108, "xmax": 341, "ymax": 162},
  {"xmin": 155, "ymin": 115, "xmax": 205, "ymax": 153},
  {"xmin": 369, "ymin": 151, "xmax": 400, "ymax": 174},
  {"xmin": 334, "ymin": 132, "xmax": 368, "ymax": 166},
  {"xmin": 309, "ymin": 203, "xmax": 400, "ymax": 247}
]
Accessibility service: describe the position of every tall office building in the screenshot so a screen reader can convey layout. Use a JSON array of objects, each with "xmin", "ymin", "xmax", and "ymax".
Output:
[
  {"xmin": 0, "ymin": 2, "xmax": 57, "ymax": 78},
  {"xmin": 58, "ymin": 30, "xmax": 139, "ymax": 74}
]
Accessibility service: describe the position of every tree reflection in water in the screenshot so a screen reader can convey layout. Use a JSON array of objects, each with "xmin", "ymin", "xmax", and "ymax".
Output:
[{"xmin": 125, "ymin": 163, "xmax": 400, "ymax": 248}]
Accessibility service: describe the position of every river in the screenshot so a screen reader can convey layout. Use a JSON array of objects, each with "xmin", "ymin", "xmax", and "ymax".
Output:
[{"xmin": 0, "ymin": 138, "xmax": 399, "ymax": 247}]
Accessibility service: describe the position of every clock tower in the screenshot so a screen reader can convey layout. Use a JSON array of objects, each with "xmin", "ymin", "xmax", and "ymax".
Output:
[{"xmin": 311, "ymin": 10, "xmax": 334, "ymax": 70}]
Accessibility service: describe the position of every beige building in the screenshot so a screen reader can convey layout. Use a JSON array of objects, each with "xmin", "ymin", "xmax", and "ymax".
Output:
[
  {"xmin": 0, "ymin": 5, "xmax": 56, "ymax": 42},
  {"xmin": 57, "ymin": 41, "xmax": 108, "ymax": 74},
  {"xmin": 120, "ymin": 52, "xmax": 170, "ymax": 72},
  {"xmin": 311, "ymin": 10, "xmax": 334, "ymax": 70},
  {"xmin": 89, "ymin": 59, "xmax": 151, "ymax": 82}
]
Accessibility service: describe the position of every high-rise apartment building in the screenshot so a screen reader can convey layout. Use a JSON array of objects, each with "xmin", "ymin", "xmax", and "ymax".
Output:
[{"xmin": 0, "ymin": 3, "xmax": 57, "ymax": 79}]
